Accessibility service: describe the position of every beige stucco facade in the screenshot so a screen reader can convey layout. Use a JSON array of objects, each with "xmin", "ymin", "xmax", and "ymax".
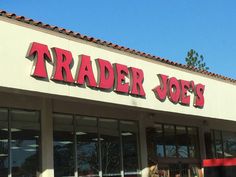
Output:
[{"xmin": 0, "ymin": 16, "xmax": 236, "ymax": 121}]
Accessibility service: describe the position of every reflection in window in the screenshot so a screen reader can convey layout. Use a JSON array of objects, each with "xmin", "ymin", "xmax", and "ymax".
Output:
[
  {"xmin": 164, "ymin": 125, "xmax": 176, "ymax": 158},
  {"xmin": 209, "ymin": 129, "xmax": 236, "ymax": 158},
  {"xmin": 153, "ymin": 124, "xmax": 165, "ymax": 158},
  {"xmin": 76, "ymin": 116, "xmax": 99, "ymax": 177},
  {"xmin": 188, "ymin": 127, "xmax": 199, "ymax": 158},
  {"xmin": 176, "ymin": 126, "xmax": 188, "ymax": 158},
  {"xmin": 120, "ymin": 121, "xmax": 139, "ymax": 176},
  {"xmin": 53, "ymin": 114, "xmax": 74, "ymax": 177},
  {"xmin": 204, "ymin": 131, "xmax": 214, "ymax": 159},
  {"xmin": 146, "ymin": 123, "xmax": 199, "ymax": 160},
  {"xmin": 214, "ymin": 130, "xmax": 223, "ymax": 158},
  {"xmin": 0, "ymin": 108, "xmax": 8, "ymax": 177},
  {"xmin": 100, "ymin": 119, "xmax": 121, "ymax": 177},
  {"xmin": 53, "ymin": 114, "xmax": 140, "ymax": 177},
  {"xmin": 223, "ymin": 131, "xmax": 236, "ymax": 157},
  {"xmin": 11, "ymin": 109, "xmax": 40, "ymax": 177}
]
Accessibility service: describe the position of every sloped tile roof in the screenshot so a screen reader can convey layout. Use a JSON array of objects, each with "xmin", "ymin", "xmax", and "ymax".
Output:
[{"xmin": 0, "ymin": 9, "xmax": 235, "ymax": 84}]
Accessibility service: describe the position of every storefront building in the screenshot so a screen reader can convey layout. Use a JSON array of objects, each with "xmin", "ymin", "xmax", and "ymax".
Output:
[{"xmin": 0, "ymin": 10, "xmax": 236, "ymax": 177}]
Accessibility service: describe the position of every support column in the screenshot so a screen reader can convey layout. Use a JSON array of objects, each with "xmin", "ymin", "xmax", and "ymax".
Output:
[
  {"xmin": 40, "ymin": 98, "xmax": 54, "ymax": 177},
  {"xmin": 139, "ymin": 118, "xmax": 149, "ymax": 177}
]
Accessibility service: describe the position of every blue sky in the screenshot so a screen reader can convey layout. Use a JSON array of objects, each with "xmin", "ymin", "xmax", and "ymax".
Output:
[{"xmin": 1, "ymin": 0, "xmax": 236, "ymax": 79}]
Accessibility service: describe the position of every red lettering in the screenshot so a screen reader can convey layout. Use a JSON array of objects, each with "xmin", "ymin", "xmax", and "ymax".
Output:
[
  {"xmin": 96, "ymin": 59, "xmax": 114, "ymax": 90},
  {"xmin": 194, "ymin": 84, "xmax": 205, "ymax": 108},
  {"xmin": 76, "ymin": 55, "xmax": 97, "ymax": 87},
  {"xmin": 114, "ymin": 63, "xmax": 129, "ymax": 93},
  {"xmin": 168, "ymin": 77, "xmax": 180, "ymax": 104},
  {"xmin": 153, "ymin": 75, "xmax": 205, "ymax": 107},
  {"xmin": 129, "ymin": 67, "xmax": 145, "ymax": 97},
  {"xmin": 27, "ymin": 42, "xmax": 52, "ymax": 78},
  {"xmin": 190, "ymin": 81, "xmax": 195, "ymax": 92},
  {"xmin": 51, "ymin": 48, "xmax": 74, "ymax": 83},
  {"xmin": 153, "ymin": 74, "xmax": 168, "ymax": 101},
  {"xmin": 180, "ymin": 80, "xmax": 190, "ymax": 105}
]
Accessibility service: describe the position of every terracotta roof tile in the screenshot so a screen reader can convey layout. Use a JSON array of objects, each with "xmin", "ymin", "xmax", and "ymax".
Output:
[{"xmin": 0, "ymin": 9, "xmax": 235, "ymax": 84}]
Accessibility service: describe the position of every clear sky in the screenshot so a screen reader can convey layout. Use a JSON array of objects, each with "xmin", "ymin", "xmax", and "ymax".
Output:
[{"xmin": 1, "ymin": 0, "xmax": 236, "ymax": 79}]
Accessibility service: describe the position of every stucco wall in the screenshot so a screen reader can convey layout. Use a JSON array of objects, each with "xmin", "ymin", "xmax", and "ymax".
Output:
[{"xmin": 0, "ymin": 17, "xmax": 236, "ymax": 121}]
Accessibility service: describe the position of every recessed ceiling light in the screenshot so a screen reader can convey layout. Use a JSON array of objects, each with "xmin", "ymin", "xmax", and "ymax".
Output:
[
  {"xmin": 0, "ymin": 139, "xmax": 8, "ymax": 143},
  {"xmin": 92, "ymin": 138, "xmax": 104, "ymax": 141},
  {"xmin": 28, "ymin": 144, "xmax": 38, "ymax": 148},
  {"xmin": 1, "ymin": 128, "xmax": 21, "ymax": 132},
  {"xmin": 0, "ymin": 154, "xmax": 8, "ymax": 157},
  {"xmin": 121, "ymin": 132, "xmax": 133, "ymax": 136},
  {"xmin": 76, "ymin": 132, "xmax": 87, "ymax": 135},
  {"xmin": 80, "ymin": 116, "xmax": 97, "ymax": 121},
  {"xmin": 24, "ymin": 149, "xmax": 36, "ymax": 152},
  {"xmin": 58, "ymin": 141, "xmax": 73, "ymax": 145}
]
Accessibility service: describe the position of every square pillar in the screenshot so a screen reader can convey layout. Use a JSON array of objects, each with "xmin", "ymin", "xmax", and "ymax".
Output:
[
  {"xmin": 139, "ymin": 118, "xmax": 149, "ymax": 177},
  {"xmin": 40, "ymin": 98, "xmax": 54, "ymax": 177}
]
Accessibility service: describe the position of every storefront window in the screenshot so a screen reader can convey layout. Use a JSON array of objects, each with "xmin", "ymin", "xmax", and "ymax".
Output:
[
  {"xmin": 120, "ymin": 120, "xmax": 139, "ymax": 176},
  {"xmin": 0, "ymin": 108, "xmax": 8, "ymax": 177},
  {"xmin": 176, "ymin": 126, "xmax": 188, "ymax": 158},
  {"xmin": 214, "ymin": 130, "xmax": 223, "ymax": 158},
  {"xmin": 100, "ymin": 119, "xmax": 121, "ymax": 177},
  {"xmin": 153, "ymin": 124, "xmax": 165, "ymax": 158},
  {"xmin": 164, "ymin": 125, "xmax": 177, "ymax": 158},
  {"xmin": 0, "ymin": 109, "xmax": 41, "ymax": 177},
  {"xmin": 204, "ymin": 131, "xmax": 215, "ymax": 159},
  {"xmin": 188, "ymin": 127, "xmax": 199, "ymax": 158},
  {"xmin": 222, "ymin": 131, "xmax": 236, "ymax": 157},
  {"xmin": 146, "ymin": 123, "xmax": 199, "ymax": 160},
  {"xmin": 76, "ymin": 116, "xmax": 99, "ymax": 177},
  {"xmin": 53, "ymin": 114, "xmax": 140, "ymax": 177},
  {"xmin": 11, "ymin": 109, "xmax": 40, "ymax": 177},
  {"xmin": 208, "ymin": 129, "xmax": 236, "ymax": 159},
  {"xmin": 53, "ymin": 114, "xmax": 74, "ymax": 177}
]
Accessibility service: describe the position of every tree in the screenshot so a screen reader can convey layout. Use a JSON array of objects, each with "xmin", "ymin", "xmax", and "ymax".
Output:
[{"xmin": 185, "ymin": 49, "xmax": 209, "ymax": 71}]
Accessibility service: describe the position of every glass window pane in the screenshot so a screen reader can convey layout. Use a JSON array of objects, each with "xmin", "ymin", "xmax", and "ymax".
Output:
[
  {"xmin": 0, "ymin": 108, "xmax": 8, "ymax": 177},
  {"xmin": 176, "ymin": 126, "xmax": 188, "ymax": 158},
  {"xmin": 76, "ymin": 116, "xmax": 99, "ymax": 177},
  {"xmin": 53, "ymin": 113, "xmax": 74, "ymax": 177},
  {"xmin": 204, "ymin": 131, "xmax": 214, "ymax": 158},
  {"xmin": 214, "ymin": 130, "xmax": 223, "ymax": 158},
  {"xmin": 164, "ymin": 125, "xmax": 176, "ymax": 157},
  {"xmin": 11, "ymin": 109, "xmax": 40, "ymax": 177},
  {"xmin": 146, "ymin": 127, "xmax": 158, "ymax": 165},
  {"xmin": 222, "ymin": 131, "xmax": 236, "ymax": 157},
  {"xmin": 120, "ymin": 121, "xmax": 139, "ymax": 176},
  {"xmin": 211, "ymin": 130, "xmax": 216, "ymax": 158},
  {"xmin": 188, "ymin": 127, "xmax": 199, "ymax": 158},
  {"xmin": 153, "ymin": 124, "xmax": 165, "ymax": 158},
  {"xmin": 100, "ymin": 119, "xmax": 121, "ymax": 177}
]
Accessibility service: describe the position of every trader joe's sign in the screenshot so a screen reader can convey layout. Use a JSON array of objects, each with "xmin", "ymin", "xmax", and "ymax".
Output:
[{"xmin": 27, "ymin": 42, "xmax": 205, "ymax": 108}]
